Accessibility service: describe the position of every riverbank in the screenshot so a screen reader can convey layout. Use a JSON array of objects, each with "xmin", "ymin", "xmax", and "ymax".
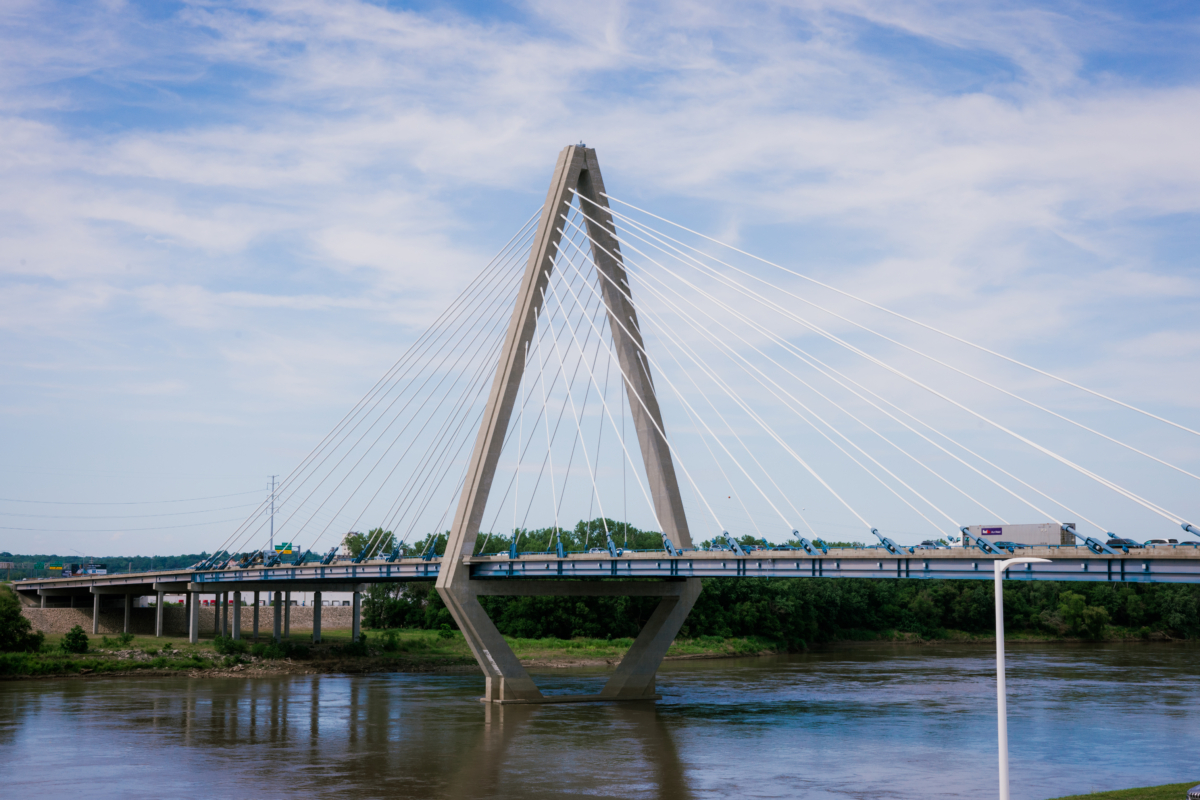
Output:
[
  {"xmin": 1051, "ymin": 782, "xmax": 1197, "ymax": 799},
  {"xmin": 2, "ymin": 624, "xmax": 1193, "ymax": 680},
  {"xmin": 0, "ymin": 627, "xmax": 792, "ymax": 679}
]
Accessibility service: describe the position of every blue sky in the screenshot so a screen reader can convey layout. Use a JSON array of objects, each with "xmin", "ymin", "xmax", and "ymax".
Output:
[{"xmin": 1, "ymin": 0, "xmax": 1198, "ymax": 556}]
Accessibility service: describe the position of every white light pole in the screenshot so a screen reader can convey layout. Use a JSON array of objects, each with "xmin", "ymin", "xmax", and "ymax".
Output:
[{"xmin": 995, "ymin": 556, "xmax": 1051, "ymax": 800}]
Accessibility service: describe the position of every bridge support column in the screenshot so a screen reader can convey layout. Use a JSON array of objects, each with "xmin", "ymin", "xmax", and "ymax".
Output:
[
  {"xmin": 189, "ymin": 592, "xmax": 199, "ymax": 644},
  {"xmin": 600, "ymin": 579, "xmax": 700, "ymax": 699},
  {"xmin": 70, "ymin": 595, "xmax": 76, "ymax": 608},
  {"xmin": 284, "ymin": 591, "xmax": 291, "ymax": 638},
  {"xmin": 253, "ymin": 591, "xmax": 259, "ymax": 641},
  {"xmin": 232, "ymin": 591, "xmax": 241, "ymax": 640},
  {"xmin": 40, "ymin": 595, "xmax": 45, "ymax": 609},
  {"xmin": 222, "ymin": 592, "xmax": 230, "ymax": 637},
  {"xmin": 352, "ymin": 590, "xmax": 360, "ymax": 641},
  {"xmin": 312, "ymin": 592, "xmax": 322, "ymax": 643},
  {"xmin": 123, "ymin": 594, "xmax": 131, "ymax": 634},
  {"xmin": 273, "ymin": 592, "xmax": 281, "ymax": 642},
  {"xmin": 93, "ymin": 593, "xmax": 100, "ymax": 635},
  {"xmin": 155, "ymin": 591, "xmax": 164, "ymax": 637}
]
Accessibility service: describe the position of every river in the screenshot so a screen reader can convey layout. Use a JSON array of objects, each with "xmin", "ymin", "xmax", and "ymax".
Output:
[{"xmin": 1, "ymin": 643, "xmax": 1195, "ymax": 799}]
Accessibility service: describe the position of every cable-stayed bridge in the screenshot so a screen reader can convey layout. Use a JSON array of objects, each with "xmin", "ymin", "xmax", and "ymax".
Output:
[{"xmin": 15, "ymin": 145, "xmax": 1200, "ymax": 704}]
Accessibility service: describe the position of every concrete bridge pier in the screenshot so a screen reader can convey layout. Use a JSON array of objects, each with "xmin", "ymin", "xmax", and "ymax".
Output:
[
  {"xmin": 352, "ymin": 590, "xmax": 360, "ymax": 641},
  {"xmin": 155, "ymin": 591, "xmax": 164, "ymax": 637},
  {"xmin": 189, "ymin": 592, "xmax": 199, "ymax": 644},
  {"xmin": 232, "ymin": 591, "xmax": 241, "ymax": 640},
  {"xmin": 284, "ymin": 591, "xmax": 291, "ymax": 638},
  {"xmin": 123, "ymin": 594, "xmax": 131, "ymax": 634},
  {"xmin": 92, "ymin": 594, "xmax": 100, "ymax": 635},
  {"xmin": 312, "ymin": 591, "xmax": 322, "ymax": 643},
  {"xmin": 252, "ymin": 591, "xmax": 259, "ymax": 641},
  {"xmin": 273, "ymin": 592, "xmax": 282, "ymax": 641}
]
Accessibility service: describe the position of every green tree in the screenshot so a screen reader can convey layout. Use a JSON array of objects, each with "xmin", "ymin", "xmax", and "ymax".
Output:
[
  {"xmin": 0, "ymin": 586, "xmax": 45, "ymax": 653},
  {"xmin": 61, "ymin": 625, "xmax": 88, "ymax": 654},
  {"xmin": 1057, "ymin": 591, "xmax": 1110, "ymax": 638},
  {"xmin": 343, "ymin": 529, "xmax": 397, "ymax": 560}
]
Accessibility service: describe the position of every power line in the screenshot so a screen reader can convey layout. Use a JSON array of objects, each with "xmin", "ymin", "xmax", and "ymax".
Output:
[
  {"xmin": 0, "ymin": 501, "xmax": 262, "ymax": 520},
  {"xmin": 0, "ymin": 490, "xmax": 264, "ymax": 506},
  {"xmin": 0, "ymin": 515, "xmax": 255, "ymax": 533}
]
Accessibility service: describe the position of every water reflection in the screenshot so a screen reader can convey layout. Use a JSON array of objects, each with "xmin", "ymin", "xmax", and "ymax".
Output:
[{"xmin": 0, "ymin": 644, "xmax": 1196, "ymax": 799}]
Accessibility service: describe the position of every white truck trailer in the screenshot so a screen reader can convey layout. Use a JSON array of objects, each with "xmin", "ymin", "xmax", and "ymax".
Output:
[{"xmin": 965, "ymin": 523, "xmax": 1075, "ymax": 547}]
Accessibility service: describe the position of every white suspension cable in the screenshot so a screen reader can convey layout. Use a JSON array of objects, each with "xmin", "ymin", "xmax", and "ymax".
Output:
[
  {"xmin": 601, "ymin": 214, "xmax": 1011, "ymax": 527},
  {"xmin": 560, "ymin": 239, "xmax": 796, "ymax": 533},
  {"xmin": 612, "ymin": 208, "xmax": 1200, "ymax": 489},
  {"xmin": 542, "ymin": 283, "xmax": 611, "ymax": 541},
  {"xmin": 556, "ymin": 218, "xmax": 872, "ymax": 532},
  {"xmin": 542, "ymin": 237, "xmax": 725, "ymax": 531},
  {"xmin": 577, "ymin": 208, "xmax": 1185, "ymax": 528},
  {"xmin": 603, "ymin": 218, "xmax": 1091, "ymax": 530},
  {"xmin": 213, "ymin": 217, "xmax": 538, "ymax": 557},
  {"xmin": 534, "ymin": 308, "xmax": 560, "ymax": 541},
  {"xmin": 227, "ymin": 221, "xmax": 538, "ymax": 558},
  {"xmin": 544, "ymin": 248, "xmax": 681, "ymax": 534},
  {"xmin": 594, "ymin": 191, "xmax": 1200, "ymax": 441}
]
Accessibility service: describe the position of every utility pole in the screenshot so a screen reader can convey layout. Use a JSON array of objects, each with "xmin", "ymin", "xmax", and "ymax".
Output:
[{"xmin": 268, "ymin": 475, "xmax": 278, "ymax": 555}]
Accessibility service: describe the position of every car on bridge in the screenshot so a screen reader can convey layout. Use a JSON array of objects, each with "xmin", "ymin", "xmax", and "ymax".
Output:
[{"xmin": 991, "ymin": 541, "xmax": 1027, "ymax": 552}]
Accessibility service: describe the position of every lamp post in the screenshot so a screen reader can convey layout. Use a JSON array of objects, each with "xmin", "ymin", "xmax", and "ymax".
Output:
[{"xmin": 995, "ymin": 556, "xmax": 1050, "ymax": 800}]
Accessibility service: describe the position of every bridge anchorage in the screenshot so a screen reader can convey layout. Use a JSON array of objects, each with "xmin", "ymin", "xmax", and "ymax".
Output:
[{"xmin": 437, "ymin": 145, "xmax": 699, "ymax": 704}]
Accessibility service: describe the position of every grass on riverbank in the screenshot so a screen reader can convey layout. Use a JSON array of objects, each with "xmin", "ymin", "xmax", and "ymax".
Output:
[
  {"xmin": 1051, "ymin": 781, "xmax": 1197, "ymax": 799},
  {"xmin": 0, "ymin": 626, "xmax": 784, "ymax": 678}
]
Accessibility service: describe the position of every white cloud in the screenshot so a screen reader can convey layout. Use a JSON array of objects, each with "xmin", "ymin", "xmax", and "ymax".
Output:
[{"xmin": 1, "ymin": 0, "xmax": 1198, "ymax": 552}]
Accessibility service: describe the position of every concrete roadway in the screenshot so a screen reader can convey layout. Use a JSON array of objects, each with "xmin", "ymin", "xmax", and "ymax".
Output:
[{"xmin": 13, "ymin": 544, "xmax": 1200, "ymax": 644}]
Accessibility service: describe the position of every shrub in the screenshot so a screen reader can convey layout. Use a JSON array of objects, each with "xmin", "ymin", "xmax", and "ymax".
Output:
[
  {"xmin": 102, "ymin": 632, "xmax": 135, "ymax": 648},
  {"xmin": 213, "ymin": 636, "xmax": 249, "ymax": 655},
  {"xmin": 253, "ymin": 639, "xmax": 309, "ymax": 660},
  {"xmin": 61, "ymin": 625, "xmax": 89, "ymax": 654},
  {"xmin": 0, "ymin": 586, "xmax": 45, "ymax": 653},
  {"xmin": 438, "ymin": 624, "xmax": 454, "ymax": 640},
  {"xmin": 380, "ymin": 630, "xmax": 400, "ymax": 652},
  {"xmin": 338, "ymin": 633, "xmax": 369, "ymax": 657}
]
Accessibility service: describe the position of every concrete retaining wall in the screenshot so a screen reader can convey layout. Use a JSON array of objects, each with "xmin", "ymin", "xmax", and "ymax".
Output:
[{"xmin": 21, "ymin": 605, "xmax": 358, "ymax": 637}]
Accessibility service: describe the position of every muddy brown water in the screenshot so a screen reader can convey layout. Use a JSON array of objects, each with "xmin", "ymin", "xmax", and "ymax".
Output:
[{"xmin": 1, "ymin": 643, "xmax": 1196, "ymax": 799}]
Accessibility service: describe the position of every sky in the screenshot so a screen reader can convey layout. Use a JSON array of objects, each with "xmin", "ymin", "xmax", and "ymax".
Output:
[{"xmin": 1, "ymin": 0, "xmax": 1198, "ymax": 557}]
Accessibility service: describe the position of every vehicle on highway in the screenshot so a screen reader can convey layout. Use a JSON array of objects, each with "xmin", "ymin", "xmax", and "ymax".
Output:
[{"xmin": 992, "ymin": 541, "xmax": 1026, "ymax": 552}]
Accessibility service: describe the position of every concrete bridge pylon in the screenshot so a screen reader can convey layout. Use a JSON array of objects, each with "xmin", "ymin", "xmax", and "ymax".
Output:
[{"xmin": 435, "ymin": 144, "xmax": 701, "ymax": 704}]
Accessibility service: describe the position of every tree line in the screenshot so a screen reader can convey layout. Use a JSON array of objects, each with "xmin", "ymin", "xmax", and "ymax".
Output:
[
  {"xmin": 362, "ymin": 574, "xmax": 1200, "ymax": 646},
  {"xmin": 358, "ymin": 519, "xmax": 1200, "ymax": 645}
]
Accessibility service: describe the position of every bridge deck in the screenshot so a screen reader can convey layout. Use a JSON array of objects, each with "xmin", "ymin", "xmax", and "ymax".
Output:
[{"xmin": 12, "ymin": 544, "xmax": 1200, "ymax": 600}]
